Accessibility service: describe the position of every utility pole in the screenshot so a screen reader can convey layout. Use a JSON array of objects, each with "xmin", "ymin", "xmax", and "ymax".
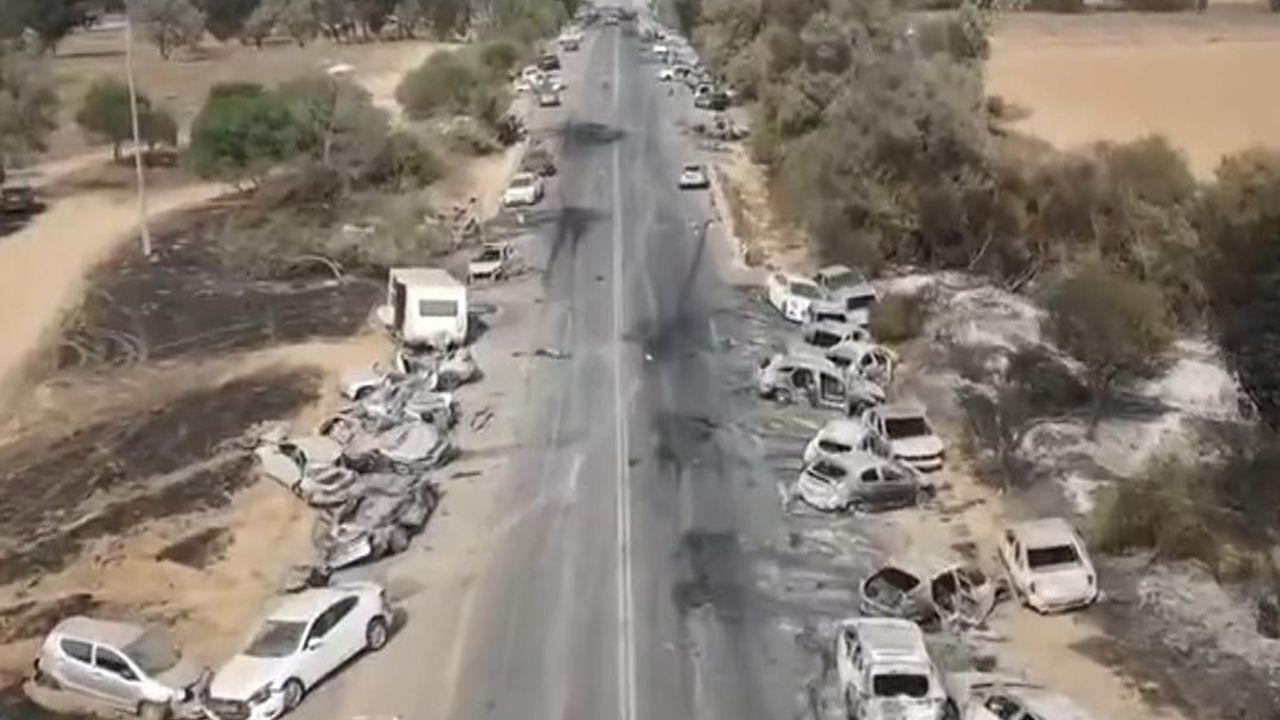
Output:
[{"xmin": 124, "ymin": 8, "xmax": 152, "ymax": 257}]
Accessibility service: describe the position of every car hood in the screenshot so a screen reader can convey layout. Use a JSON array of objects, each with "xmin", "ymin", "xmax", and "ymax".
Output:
[
  {"xmin": 1032, "ymin": 566, "xmax": 1093, "ymax": 599},
  {"xmin": 892, "ymin": 435, "xmax": 944, "ymax": 458},
  {"xmin": 210, "ymin": 655, "xmax": 285, "ymax": 700},
  {"xmin": 151, "ymin": 656, "xmax": 206, "ymax": 691}
]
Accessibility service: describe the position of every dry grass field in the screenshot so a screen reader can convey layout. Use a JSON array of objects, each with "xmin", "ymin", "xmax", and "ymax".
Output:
[{"xmin": 987, "ymin": 1, "xmax": 1280, "ymax": 177}]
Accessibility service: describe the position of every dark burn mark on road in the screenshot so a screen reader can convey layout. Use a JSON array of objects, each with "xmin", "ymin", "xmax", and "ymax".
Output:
[
  {"xmin": 653, "ymin": 412, "xmax": 720, "ymax": 469},
  {"xmin": 544, "ymin": 205, "xmax": 606, "ymax": 286},
  {"xmin": 673, "ymin": 531, "xmax": 750, "ymax": 621},
  {"xmin": 556, "ymin": 120, "xmax": 626, "ymax": 148}
]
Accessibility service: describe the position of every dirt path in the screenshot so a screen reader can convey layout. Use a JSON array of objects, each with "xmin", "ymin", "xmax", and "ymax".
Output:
[{"xmin": 0, "ymin": 181, "xmax": 227, "ymax": 405}]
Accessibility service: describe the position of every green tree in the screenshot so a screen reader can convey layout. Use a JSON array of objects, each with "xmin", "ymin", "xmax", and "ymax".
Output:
[
  {"xmin": 129, "ymin": 0, "xmax": 206, "ymax": 59},
  {"xmin": 279, "ymin": 74, "xmax": 390, "ymax": 185},
  {"xmin": 188, "ymin": 82, "xmax": 301, "ymax": 186},
  {"xmin": 74, "ymin": 78, "xmax": 139, "ymax": 160},
  {"xmin": 1044, "ymin": 265, "xmax": 1173, "ymax": 435},
  {"xmin": 195, "ymin": 0, "xmax": 260, "ymax": 41},
  {"xmin": 141, "ymin": 105, "xmax": 178, "ymax": 149},
  {"xmin": 0, "ymin": 0, "xmax": 93, "ymax": 53},
  {"xmin": 0, "ymin": 47, "xmax": 59, "ymax": 159},
  {"xmin": 396, "ymin": 49, "xmax": 507, "ymax": 122}
]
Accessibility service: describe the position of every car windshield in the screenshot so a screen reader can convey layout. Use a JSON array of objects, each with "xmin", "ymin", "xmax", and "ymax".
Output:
[
  {"xmin": 122, "ymin": 629, "xmax": 181, "ymax": 675},
  {"xmin": 244, "ymin": 620, "xmax": 307, "ymax": 658},
  {"xmin": 872, "ymin": 673, "xmax": 930, "ymax": 698},
  {"xmin": 818, "ymin": 439, "xmax": 852, "ymax": 454},
  {"xmin": 884, "ymin": 416, "xmax": 930, "ymax": 439},
  {"xmin": 419, "ymin": 299, "xmax": 458, "ymax": 317},
  {"xmin": 810, "ymin": 331, "xmax": 840, "ymax": 349},
  {"xmin": 809, "ymin": 461, "xmax": 847, "ymax": 481},
  {"xmin": 511, "ymin": 175, "xmax": 535, "ymax": 188},
  {"xmin": 683, "ymin": 165, "xmax": 702, "ymax": 174},
  {"xmin": 790, "ymin": 282, "xmax": 821, "ymax": 299},
  {"xmin": 847, "ymin": 293, "xmax": 877, "ymax": 311},
  {"xmin": 1027, "ymin": 543, "xmax": 1081, "ymax": 569},
  {"xmin": 477, "ymin": 248, "xmax": 502, "ymax": 262},
  {"xmin": 824, "ymin": 270, "xmax": 859, "ymax": 289}
]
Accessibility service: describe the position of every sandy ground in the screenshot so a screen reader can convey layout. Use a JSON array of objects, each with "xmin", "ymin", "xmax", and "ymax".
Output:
[
  {"xmin": 716, "ymin": 145, "xmax": 814, "ymax": 271},
  {"xmin": 987, "ymin": 2, "xmax": 1280, "ymax": 177}
]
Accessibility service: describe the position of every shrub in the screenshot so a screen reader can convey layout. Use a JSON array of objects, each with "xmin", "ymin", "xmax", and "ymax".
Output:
[
  {"xmin": 869, "ymin": 293, "xmax": 929, "ymax": 342},
  {"xmin": 1044, "ymin": 265, "xmax": 1173, "ymax": 433},
  {"xmin": 396, "ymin": 49, "xmax": 510, "ymax": 127},
  {"xmin": 477, "ymin": 39, "xmax": 523, "ymax": 74},
  {"xmin": 1090, "ymin": 457, "xmax": 1217, "ymax": 562},
  {"xmin": 188, "ymin": 82, "xmax": 302, "ymax": 186}
]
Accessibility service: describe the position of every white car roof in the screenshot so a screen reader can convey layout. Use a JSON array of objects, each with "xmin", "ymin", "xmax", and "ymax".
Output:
[
  {"xmin": 52, "ymin": 616, "xmax": 147, "ymax": 647},
  {"xmin": 1009, "ymin": 518, "xmax": 1080, "ymax": 548},
  {"xmin": 390, "ymin": 267, "xmax": 462, "ymax": 289},
  {"xmin": 805, "ymin": 319, "xmax": 860, "ymax": 335},
  {"xmin": 817, "ymin": 263, "xmax": 853, "ymax": 277},
  {"xmin": 265, "ymin": 584, "xmax": 377, "ymax": 623},
  {"xmin": 874, "ymin": 402, "xmax": 929, "ymax": 421},
  {"xmin": 848, "ymin": 618, "xmax": 930, "ymax": 664},
  {"xmin": 812, "ymin": 450, "xmax": 883, "ymax": 475},
  {"xmin": 772, "ymin": 353, "xmax": 842, "ymax": 374},
  {"xmin": 817, "ymin": 418, "xmax": 868, "ymax": 444}
]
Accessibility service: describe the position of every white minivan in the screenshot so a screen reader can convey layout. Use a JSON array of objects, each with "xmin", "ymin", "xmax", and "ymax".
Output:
[{"xmin": 382, "ymin": 268, "xmax": 468, "ymax": 348}]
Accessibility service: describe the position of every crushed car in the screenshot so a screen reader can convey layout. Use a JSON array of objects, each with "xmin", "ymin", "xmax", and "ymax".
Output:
[
  {"xmin": 254, "ymin": 433, "xmax": 356, "ymax": 506},
  {"xmin": 861, "ymin": 559, "xmax": 1003, "ymax": 629},
  {"xmin": 795, "ymin": 451, "xmax": 926, "ymax": 512},
  {"xmin": 318, "ymin": 475, "xmax": 441, "ymax": 569},
  {"xmin": 336, "ymin": 420, "xmax": 457, "ymax": 475},
  {"xmin": 943, "ymin": 673, "xmax": 1098, "ymax": 720},
  {"xmin": 35, "ymin": 616, "xmax": 209, "ymax": 720},
  {"xmin": 827, "ymin": 340, "xmax": 897, "ymax": 387},
  {"xmin": 765, "ymin": 271, "xmax": 825, "ymax": 323},
  {"xmin": 799, "ymin": 319, "xmax": 872, "ymax": 351},
  {"xmin": 756, "ymin": 354, "xmax": 884, "ymax": 415}
]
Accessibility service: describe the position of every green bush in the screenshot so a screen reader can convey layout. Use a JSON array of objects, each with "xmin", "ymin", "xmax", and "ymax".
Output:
[
  {"xmin": 188, "ymin": 82, "xmax": 302, "ymax": 185},
  {"xmin": 477, "ymin": 39, "xmax": 523, "ymax": 74},
  {"xmin": 396, "ymin": 49, "xmax": 511, "ymax": 127},
  {"xmin": 1090, "ymin": 458, "xmax": 1216, "ymax": 561},
  {"xmin": 869, "ymin": 293, "xmax": 929, "ymax": 342}
]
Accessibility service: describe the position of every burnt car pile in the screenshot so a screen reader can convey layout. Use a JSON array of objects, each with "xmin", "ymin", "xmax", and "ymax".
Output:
[
  {"xmin": 253, "ymin": 347, "xmax": 480, "ymax": 577},
  {"xmin": 755, "ymin": 265, "xmax": 947, "ymax": 515}
]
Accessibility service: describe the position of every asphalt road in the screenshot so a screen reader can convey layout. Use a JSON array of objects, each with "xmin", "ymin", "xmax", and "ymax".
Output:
[{"xmin": 446, "ymin": 13, "xmax": 823, "ymax": 720}]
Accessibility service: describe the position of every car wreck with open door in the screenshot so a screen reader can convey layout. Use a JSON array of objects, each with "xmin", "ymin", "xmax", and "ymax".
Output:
[
  {"xmin": 795, "ymin": 451, "xmax": 927, "ymax": 512},
  {"xmin": 756, "ymin": 354, "xmax": 884, "ymax": 415},
  {"xmin": 860, "ymin": 559, "xmax": 1004, "ymax": 630}
]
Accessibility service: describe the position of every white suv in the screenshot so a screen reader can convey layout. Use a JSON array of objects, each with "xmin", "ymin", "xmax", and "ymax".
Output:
[{"xmin": 835, "ymin": 618, "xmax": 947, "ymax": 720}]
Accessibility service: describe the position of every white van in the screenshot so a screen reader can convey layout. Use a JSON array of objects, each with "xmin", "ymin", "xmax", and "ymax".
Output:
[{"xmin": 384, "ymin": 268, "xmax": 468, "ymax": 348}]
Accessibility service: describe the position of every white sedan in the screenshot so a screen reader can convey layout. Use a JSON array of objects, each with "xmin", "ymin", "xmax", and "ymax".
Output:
[
  {"xmin": 765, "ymin": 271, "xmax": 824, "ymax": 323},
  {"xmin": 998, "ymin": 518, "xmax": 1099, "ymax": 613},
  {"xmin": 677, "ymin": 163, "xmax": 710, "ymax": 189},
  {"xmin": 502, "ymin": 172, "xmax": 544, "ymax": 207},
  {"xmin": 204, "ymin": 583, "xmax": 393, "ymax": 720}
]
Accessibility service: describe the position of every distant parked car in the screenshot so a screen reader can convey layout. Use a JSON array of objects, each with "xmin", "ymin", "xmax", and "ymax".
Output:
[
  {"xmin": 502, "ymin": 172, "xmax": 544, "ymax": 207},
  {"xmin": 835, "ymin": 618, "xmax": 948, "ymax": 720},
  {"xmin": 944, "ymin": 672, "xmax": 1098, "ymax": 720},
  {"xmin": 998, "ymin": 518, "xmax": 1098, "ymax": 613},
  {"xmin": 36, "ymin": 616, "xmax": 206, "ymax": 720},
  {"xmin": 765, "ymin": 272, "xmax": 825, "ymax": 323},
  {"xmin": 537, "ymin": 53, "xmax": 561, "ymax": 71},
  {"xmin": 538, "ymin": 89, "xmax": 562, "ymax": 107},
  {"xmin": 204, "ymin": 583, "xmax": 393, "ymax": 720},
  {"xmin": 657, "ymin": 67, "xmax": 676, "ymax": 81},
  {"xmin": 862, "ymin": 403, "xmax": 944, "ymax": 472},
  {"xmin": 468, "ymin": 242, "xmax": 515, "ymax": 283},
  {"xmin": 677, "ymin": 163, "xmax": 710, "ymax": 189},
  {"xmin": 519, "ymin": 146, "xmax": 557, "ymax": 177}
]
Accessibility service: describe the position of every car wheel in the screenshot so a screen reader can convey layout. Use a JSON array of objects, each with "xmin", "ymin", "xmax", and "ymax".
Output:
[
  {"xmin": 282, "ymin": 678, "xmax": 305, "ymax": 712},
  {"xmin": 138, "ymin": 701, "xmax": 168, "ymax": 720},
  {"xmin": 366, "ymin": 616, "xmax": 390, "ymax": 652}
]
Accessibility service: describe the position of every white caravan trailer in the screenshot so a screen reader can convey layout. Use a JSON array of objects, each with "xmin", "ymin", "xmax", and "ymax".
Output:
[{"xmin": 384, "ymin": 268, "xmax": 469, "ymax": 348}]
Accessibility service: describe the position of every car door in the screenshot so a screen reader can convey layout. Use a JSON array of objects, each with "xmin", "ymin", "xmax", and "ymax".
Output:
[
  {"xmin": 300, "ymin": 608, "xmax": 341, "ymax": 687},
  {"xmin": 322, "ymin": 596, "xmax": 365, "ymax": 667},
  {"xmin": 767, "ymin": 273, "xmax": 786, "ymax": 311},
  {"xmin": 89, "ymin": 645, "xmax": 144, "ymax": 709},
  {"xmin": 817, "ymin": 370, "xmax": 847, "ymax": 409},
  {"xmin": 1000, "ymin": 532, "xmax": 1024, "ymax": 590},
  {"xmin": 56, "ymin": 638, "xmax": 99, "ymax": 698}
]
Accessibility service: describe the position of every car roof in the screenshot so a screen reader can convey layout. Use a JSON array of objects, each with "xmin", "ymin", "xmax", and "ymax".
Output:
[
  {"xmin": 1009, "ymin": 518, "xmax": 1080, "ymax": 548},
  {"xmin": 806, "ymin": 319, "xmax": 860, "ymax": 334},
  {"xmin": 818, "ymin": 418, "xmax": 867, "ymax": 443},
  {"xmin": 774, "ymin": 353, "xmax": 841, "ymax": 373},
  {"xmin": 1016, "ymin": 688, "xmax": 1095, "ymax": 720},
  {"xmin": 52, "ymin": 616, "xmax": 147, "ymax": 647},
  {"xmin": 875, "ymin": 402, "xmax": 928, "ymax": 420},
  {"xmin": 816, "ymin": 450, "xmax": 882, "ymax": 474},
  {"xmin": 850, "ymin": 618, "xmax": 929, "ymax": 663},
  {"xmin": 390, "ymin": 267, "xmax": 462, "ymax": 289},
  {"xmin": 266, "ymin": 585, "xmax": 371, "ymax": 622}
]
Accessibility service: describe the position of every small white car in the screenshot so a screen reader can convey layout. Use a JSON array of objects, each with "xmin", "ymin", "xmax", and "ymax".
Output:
[
  {"xmin": 827, "ymin": 340, "xmax": 897, "ymax": 387},
  {"xmin": 835, "ymin": 618, "xmax": 948, "ymax": 720},
  {"xmin": 862, "ymin": 403, "xmax": 944, "ymax": 472},
  {"xmin": 944, "ymin": 672, "xmax": 1098, "ymax": 720},
  {"xmin": 468, "ymin": 242, "xmax": 515, "ymax": 282},
  {"xmin": 998, "ymin": 518, "xmax": 1098, "ymax": 613},
  {"xmin": 502, "ymin": 172, "xmax": 543, "ymax": 207},
  {"xmin": 796, "ymin": 451, "xmax": 923, "ymax": 512},
  {"xmin": 765, "ymin": 271, "xmax": 825, "ymax": 323},
  {"xmin": 677, "ymin": 163, "xmax": 710, "ymax": 190},
  {"xmin": 802, "ymin": 418, "xmax": 891, "ymax": 465},
  {"xmin": 205, "ymin": 583, "xmax": 393, "ymax": 720}
]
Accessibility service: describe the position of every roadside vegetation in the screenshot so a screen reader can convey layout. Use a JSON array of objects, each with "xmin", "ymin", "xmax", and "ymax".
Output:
[{"xmin": 677, "ymin": 0, "xmax": 1280, "ymax": 572}]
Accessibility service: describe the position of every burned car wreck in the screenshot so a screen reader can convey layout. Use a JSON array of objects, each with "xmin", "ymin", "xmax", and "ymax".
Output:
[
  {"xmin": 860, "ymin": 559, "xmax": 1004, "ymax": 629},
  {"xmin": 317, "ymin": 473, "xmax": 441, "ymax": 570}
]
